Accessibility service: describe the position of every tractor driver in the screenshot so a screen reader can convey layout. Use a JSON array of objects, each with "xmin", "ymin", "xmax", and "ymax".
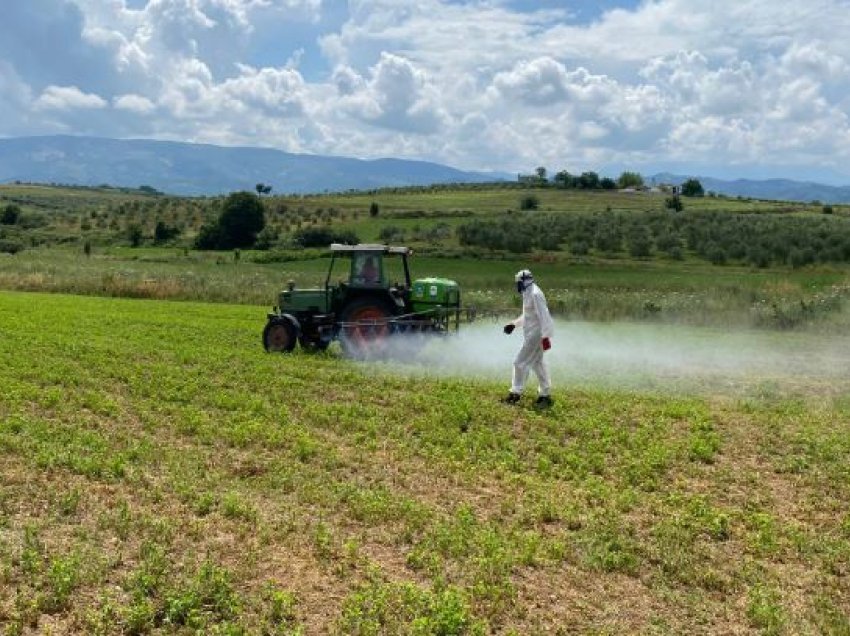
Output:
[{"xmin": 358, "ymin": 256, "xmax": 380, "ymax": 284}]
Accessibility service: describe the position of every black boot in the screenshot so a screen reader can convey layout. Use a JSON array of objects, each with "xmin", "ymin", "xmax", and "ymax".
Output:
[
  {"xmin": 534, "ymin": 395, "xmax": 553, "ymax": 409},
  {"xmin": 502, "ymin": 392, "xmax": 521, "ymax": 404}
]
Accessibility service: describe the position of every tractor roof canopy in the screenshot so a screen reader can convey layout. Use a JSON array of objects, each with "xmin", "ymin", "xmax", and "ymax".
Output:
[{"xmin": 330, "ymin": 243, "xmax": 411, "ymax": 256}]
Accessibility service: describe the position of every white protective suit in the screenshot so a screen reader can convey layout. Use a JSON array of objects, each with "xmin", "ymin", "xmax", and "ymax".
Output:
[{"xmin": 509, "ymin": 279, "xmax": 554, "ymax": 396}]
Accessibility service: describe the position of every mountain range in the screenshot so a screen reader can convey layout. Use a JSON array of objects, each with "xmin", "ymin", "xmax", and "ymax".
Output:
[
  {"xmin": 649, "ymin": 173, "xmax": 850, "ymax": 205},
  {"xmin": 0, "ymin": 135, "xmax": 507, "ymax": 196},
  {"xmin": 1, "ymin": 135, "xmax": 849, "ymax": 203}
]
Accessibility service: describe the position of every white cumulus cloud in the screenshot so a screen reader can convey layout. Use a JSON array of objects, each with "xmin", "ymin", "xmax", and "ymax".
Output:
[
  {"xmin": 491, "ymin": 57, "xmax": 570, "ymax": 106},
  {"xmin": 334, "ymin": 52, "xmax": 446, "ymax": 134},
  {"xmin": 34, "ymin": 85, "xmax": 108, "ymax": 111},
  {"xmin": 114, "ymin": 93, "xmax": 156, "ymax": 113},
  {"xmin": 1, "ymin": 0, "xmax": 850, "ymax": 181}
]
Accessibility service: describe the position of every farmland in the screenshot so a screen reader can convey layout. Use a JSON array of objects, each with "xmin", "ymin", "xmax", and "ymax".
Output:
[
  {"xmin": 1, "ymin": 291, "xmax": 849, "ymax": 634},
  {"xmin": 0, "ymin": 183, "xmax": 849, "ymax": 633}
]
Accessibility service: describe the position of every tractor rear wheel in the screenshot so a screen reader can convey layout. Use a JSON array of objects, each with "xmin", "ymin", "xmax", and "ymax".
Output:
[
  {"xmin": 263, "ymin": 316, "xmax": 298, "ymax": 353},
  {"xmin": 339, "ymin": 297, "xmax": 396, "ymax": 359}
]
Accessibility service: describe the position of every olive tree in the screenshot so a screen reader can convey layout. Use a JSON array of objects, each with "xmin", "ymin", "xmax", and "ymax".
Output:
[
  {"xmin": 681, "ymin": 178, "xmax": 705, "ymax": 197},
  {"xmin": 195, "ymin": 191, "xmax": 265, "ymax": 249}
]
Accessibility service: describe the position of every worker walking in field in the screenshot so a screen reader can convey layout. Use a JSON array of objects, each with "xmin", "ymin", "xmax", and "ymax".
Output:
[{"xmin": 502, "ymin": 269, "xmax": 554, "ymax": 408}]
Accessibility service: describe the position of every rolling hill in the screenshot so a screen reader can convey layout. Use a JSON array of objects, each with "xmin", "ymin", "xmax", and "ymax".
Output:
[{"xmin": 2, "ymin": 135, "xmax": 850, "ymax": 202}]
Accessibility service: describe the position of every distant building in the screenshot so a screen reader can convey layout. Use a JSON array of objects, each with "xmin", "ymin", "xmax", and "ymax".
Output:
[{"xmin": 517, "ymin": 173, "xmax": 547, "ymax": 186}]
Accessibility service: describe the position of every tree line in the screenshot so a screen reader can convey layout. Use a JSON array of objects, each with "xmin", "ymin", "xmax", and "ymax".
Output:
[
  {"xmin": 456, "ymin": 208, "xmax": 850, "ymax": 267},
  {"xmin": 520, "ymin": 168, "xmax": 705, "ymax": 197}
]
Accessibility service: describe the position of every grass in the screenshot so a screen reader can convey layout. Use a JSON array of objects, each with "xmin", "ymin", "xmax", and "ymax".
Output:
[
  {"xmin": 0, "ymin": 246, "xmax": 848, "ymax": 330},
  {"xmin": 0, "ymin": 290, "xmax": 848, "ymax": 633}
]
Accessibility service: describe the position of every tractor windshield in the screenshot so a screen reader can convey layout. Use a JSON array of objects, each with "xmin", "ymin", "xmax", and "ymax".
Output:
[{"xmin": 351, "ymin": 253, "xmax": 384, "ymax": 286}]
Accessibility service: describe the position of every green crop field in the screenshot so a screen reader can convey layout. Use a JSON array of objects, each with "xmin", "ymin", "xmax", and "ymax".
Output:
[
  {"xmin": 1, "ymin": 183, "xmax": 850, "ymax": 634},
  {"xmin": 1, "ymin": 291, "xmax": 849, "ymax": 634}
]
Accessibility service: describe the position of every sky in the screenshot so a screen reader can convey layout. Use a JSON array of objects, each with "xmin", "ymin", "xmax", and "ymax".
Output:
[{"xmin": 2, "ymin": 0, "xmax": 850, "ymax": 183}]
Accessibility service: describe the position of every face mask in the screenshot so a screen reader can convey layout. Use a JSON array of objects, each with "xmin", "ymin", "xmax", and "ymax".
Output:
[{"xmin": 515, "ymin": 269, "xmax": 532, "ymax": 293}]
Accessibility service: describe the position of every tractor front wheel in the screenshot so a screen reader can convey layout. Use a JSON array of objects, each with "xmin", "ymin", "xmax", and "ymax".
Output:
[
  {"xmin": 339, "ymin": 298, "xmax": 396, "ymax": 359},
  {"xmin": 263, "ymin": 316, "xmax": 298, "ymax": 353}
]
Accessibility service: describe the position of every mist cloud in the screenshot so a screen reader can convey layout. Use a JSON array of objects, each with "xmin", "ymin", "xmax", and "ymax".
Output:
[{"xmin": 391, "ymin": 320, "xmax": 850, "ymax": 398}]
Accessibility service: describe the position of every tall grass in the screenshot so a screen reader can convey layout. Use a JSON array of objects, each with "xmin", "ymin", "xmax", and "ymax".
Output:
[{"xmin": 1, "ymin": 247, "xmax": 848, "ymax": 329}]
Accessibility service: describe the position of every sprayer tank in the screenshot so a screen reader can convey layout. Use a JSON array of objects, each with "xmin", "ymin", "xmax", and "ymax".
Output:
[{"xmin": 410, "ymin": 277, "xmax": 460, "ymax": 313}]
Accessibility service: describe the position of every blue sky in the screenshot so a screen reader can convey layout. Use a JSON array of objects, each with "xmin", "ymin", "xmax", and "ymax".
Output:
[{"xmin": 1, "ymin": 0, "xmax": 849, "ymax": 183}]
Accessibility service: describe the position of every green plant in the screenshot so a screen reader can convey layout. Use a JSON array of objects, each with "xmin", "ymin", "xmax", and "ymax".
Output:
[
  {"xmin": 338, "ymin": 581, "xmax": 485, "ymax": 635},
  {"xmin": 746, "ymin": 583, "xmax": 785, "ymax": 634},
  {"xmin": 221, "ymin": 491, "xmax": 257, "ymax": 523},
  {"xmin": 263, "ymin": 585, "xmax": 302, "ymax": 633},
  {"xmin": 163, "ymin": 561, "xmax": 240, "ymax": 627},
  {"xmin": 41, "ymin": 553, "xmax": 82, "ymax": 613}
]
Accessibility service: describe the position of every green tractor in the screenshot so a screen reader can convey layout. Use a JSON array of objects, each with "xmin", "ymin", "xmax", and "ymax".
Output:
[{"xmin": 263, "ymin": 243, "xmax": 465, "ymax": 358}]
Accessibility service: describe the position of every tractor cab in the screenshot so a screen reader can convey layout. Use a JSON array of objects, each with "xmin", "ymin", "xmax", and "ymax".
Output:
[{"xmin": 328, "ymin": 243, "xmax": 411, "ymax": 290}]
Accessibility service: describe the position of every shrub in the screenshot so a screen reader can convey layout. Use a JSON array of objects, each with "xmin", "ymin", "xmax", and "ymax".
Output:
[
  {"xmin": 539, "ymin": 233, "xmax": 562, "ymax": 251},
  {"xmin": 627, "ymin": 226, "xmax": 652, "ymax": 258},
  {"xmin": 570, "ymin": 240, "xmax": 590, "ymax": 256},
  {"xmin": 293, "ymin": 227, "xmax": 360, "ymax": 248},
  {"xmin": 681, "ymin": 178, "xmax": 705, "ymax": 197},
  {"xmin": 790, "ymin": 247, "xmax": 815, "ymax": 268},
  {"xmin": 153, "ymin": 221, "xmax": 180, "ymax": 244},
  {"xmin": 707, "ymin": 244, "xmax": 728, "ymax": 265},
  {"xmin": 505, "ymin": 232, "xmax": 533, "ymax": 253},
  {"xmin": 665, "ymin": 195, "xmax": 684, "ymax": 212},
  {"xmin": 617, "ymin": 171, "xmax": 644, "ymax": 189},
  {"xmin": 747, "ymin": 246, "xmax": 771, "ymax": 268},
  {"xmin": 254, "ymin": 226, "xmax": 279, "ymax": 250},
  {"xmin": 519, "ymin": 195, "xmax": 539, "ymax": 210},
  {"xmin": 656, "ymin": 231, "xmax": 682, "ymax": 254},
  {"xmin": 127, "ymin": 224, "xmax": 144, "ymax": 247},
  {"xmin": 594, "ymin": 226, "xmax": 622, "ymax": 253},
  {"xmin": 378, "ymin": 226, "xmax": 406, "ymax": 242},
  {"xmin": 1, "ymin": 204, "xmax": 21, "ymax": 225},
  {"xmin": 667, "ymin": 245, "xmax": 683, "ymax": 260},
  {"xmin": 415, "ymin": 222, "xmax": 452, "ymax": 244},
  {"xmin": 194, "ymin": 223, "xmax": 225, "ymax": 250},
  {"xmin": 0, "ymin": 239, "xmax": 24, "ymax": 254}
]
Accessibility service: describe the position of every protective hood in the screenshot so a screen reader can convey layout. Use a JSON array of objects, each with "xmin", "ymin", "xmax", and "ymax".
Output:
[{"xmin": 515, "ymin": 269, "xmax": 533, "ymax": 293}]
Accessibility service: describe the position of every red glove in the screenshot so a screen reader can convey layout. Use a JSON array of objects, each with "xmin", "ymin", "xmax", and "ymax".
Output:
[{"xmin": 541, "ymin": 337, "xmax": 551, "ymax": 351}]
